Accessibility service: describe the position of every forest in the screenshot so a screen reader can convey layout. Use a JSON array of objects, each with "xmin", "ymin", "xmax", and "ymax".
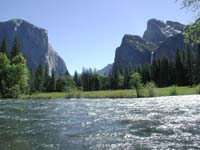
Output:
[{"xmin": 1, "ymin": 37, "xmax": 200, "ymax": 98}]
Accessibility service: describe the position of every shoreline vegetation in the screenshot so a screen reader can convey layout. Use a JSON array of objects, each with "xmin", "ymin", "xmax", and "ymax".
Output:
[{"xmin": 20, "ymin": 86, "xmax": 199, "ymax": 99}]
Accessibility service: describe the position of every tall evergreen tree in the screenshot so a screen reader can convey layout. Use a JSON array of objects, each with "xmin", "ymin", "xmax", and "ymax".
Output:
[
  {"xmin": 175, "ymin": 48, "xmax": 184, "ymax": 85},
  {"xmin": 185, "ymin": 46, "xmax": 193, "ymax": 85},
  {"xmin": 0, "ymin": 39, "xmax": 8, "ymax": 56},
  {"xmin": 11, "ymin": 38, "xmax": 20, "ymax": 59},
  {"xmin": 196, "ymin": 44, "xmax": 200, "ymax": 83},
  {"xmin": 160, "ymin": 56, "xmax": 170, "ymax": 86},
  {"xmin": 48, "ymin": 69, "xmax": 57, "ymax": 92},
  {"xmin": 35, "ymin": 64, "xmax": 46, "ymax": 92}
]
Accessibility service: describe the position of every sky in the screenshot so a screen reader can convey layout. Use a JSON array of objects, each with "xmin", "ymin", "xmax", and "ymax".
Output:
[{"xmin": 0, "ymin": 0, "xmax": 196, "ymax": 74}]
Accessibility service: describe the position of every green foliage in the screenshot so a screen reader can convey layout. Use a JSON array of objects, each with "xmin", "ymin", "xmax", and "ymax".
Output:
[
  {"xmin": 56, "ymin": 75, "xmax": 76, "ymax": 92},
  {"xmin": 48, "ymin": 70, "xmax": 57, "ymax": 92},
  {"xmin": 196, "ymin": 84, "xmax": 200, "ymax": 94},
  {"xmin": 0, "ymin": 39, "xmax": 29, "ymax": 98},
  {"xmin": 11, "ymin": 38, "xmax": 20, "ymax": 58},
  {"xmin": 0, "ymin": 39, "xmax": 8, "ymax": 56},
  {"xmin": 183, "ymin": 19, "xmax": 200, "ymax": 45},
  {"xmin": 129, "ymin": 72, "xmax": 143, "ymax": 98},
  {"xmin": 175, "ymin": 48, "xmax": 185, "ymax": 85},
  {"xmin": 34, "ymin": 64, "xmax": 46, "ymax": 92},
  {"xmin": 145, "ymin": 81, "xmax": 156, "ymax": 97},
  {"xmin": 169, "ymin": 85, "xmax": 178, "ymax": 96}
]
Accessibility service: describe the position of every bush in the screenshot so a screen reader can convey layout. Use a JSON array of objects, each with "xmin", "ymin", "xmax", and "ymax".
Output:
[
  {"xmin": 145, "ymin": 81, "xmax": 156, "ymax": 97},
  {"xmin": 169, "ymin": 85, "xmax": 177, "ymax": 96},
  {"xmin": 196, "ymin": 84, "xmax": 200, "ymax": 94}
]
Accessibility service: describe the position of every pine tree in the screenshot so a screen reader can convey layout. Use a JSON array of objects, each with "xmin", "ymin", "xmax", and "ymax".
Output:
[
  {"xmin": 11, "ymin": 37, "xmax": 20, "ymax": 59},
  {"xmin": 0, "ymin": 39, "xmax": 8, "ymax": 56},
  {"xmin": 185, "ymin": 46, "xmax": 193, "ymax": 86},
  {"xmin": 141, "ymin": 64, "xmax": 151, "ymax": 84},
  {"xmin": 175, "ymin": 48, "xmax": 184, "ymax": 85},
  {"xmin": 35, "ymin": 64, "xmax": 46, "ymax": 92},
  {"xmin": 160, "ymin": 56, "xmax": 169, "ymax": 87},
  {"xmin": 48, "ymin": 69, "xmax": 57, "ymax": 92},
  {"xmin": 74, "ymin": 71, "xmax": 80, "ymax": 87},
  {"xmin": 196, "ymin": 44, "xmax": 200, "ymax": 83}
]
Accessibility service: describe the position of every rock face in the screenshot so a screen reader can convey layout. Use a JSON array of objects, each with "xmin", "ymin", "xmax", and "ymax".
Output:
[
  {"xmin": 154, "ymin": 34, "xmax": 185, "ymax": 59},
  {"xmin": 143, "ymin": 19, "xmax": 185, "ymax": 44},
  {"xmin": 0, "ymin": 19, "xmax": 67, "ymax": 75},
  {"xmin": 114, "ymin": 35, "xmax": 156, "ymax": 68},
  {"xmin": 113, "ymin": 19, "xmax": 185, "ymax": 70},
  {"xmin": 98, "ymin": 64, "xmax": 113, "ymax": 75}
]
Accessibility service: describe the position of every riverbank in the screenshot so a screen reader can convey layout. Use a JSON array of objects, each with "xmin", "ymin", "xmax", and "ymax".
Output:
[{"xmin": 20, "ymin": 86, "xmax": 198, "ymax": 99}]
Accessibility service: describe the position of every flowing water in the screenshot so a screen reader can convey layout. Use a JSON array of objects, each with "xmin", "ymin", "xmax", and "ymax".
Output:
[{"xmin": 0, "ymin": 95, "xmax": 200, "ymax": 149}]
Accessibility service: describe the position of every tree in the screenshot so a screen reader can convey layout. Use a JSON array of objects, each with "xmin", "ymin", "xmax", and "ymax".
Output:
[
  {"xmin": 35, "ymin": 64, "xmax": 46, "ymax": 92},
  {"xmin": 129, "ymin": 72, "xmax": 143, "ymax": 98},
  {"xmin": 11, "ymin": 53, "xmax": 29, "ymax": 95},
  {"xmin": 160, "ymin": 56, "xmax": 170, "ymax": 86},
  {"xmin": 175, "ymin": 48, "xmax": 184, "ymax": 85},
  {"xmin": 74, "ymin": 71, "xmax": 80, "ymax": 87},
  {"xmin": 177, "ymin": 0, "xmax": 200, "ymax": 15},
  {"xmin": 0, "ymin": 53, "xmax": 11, "ymax": 97},
  {"xmin": 48, "ymin": 69, "xmax": 57, "ymax": 92},
  {"xmin": 185, "ymin": 46, "xmax": 193, "ymax": 85},
  {"xmin": 0, "ymin": 39, "xmax": 29, "ymax": 98},
  {"xmin": 0, "ymin": 39, "xmax": 8, "ymax": 56},
  {"xmin": 150, "ymin": 59, "xmax": 160, "ymax": 85},
  {"xmin": 11, "ymin": 37, "xmax": 20, "ymax": 58},
  {"xmin": 195, "ymin": 44, "xmax": 200, "ymax": 83},
  {"xmin": 56, "ymin": 75, "xmax": 76, "ymax": 92},
  {"xmin": 141, "ymin": 64, "xmax": 151, "ymax": 84}
]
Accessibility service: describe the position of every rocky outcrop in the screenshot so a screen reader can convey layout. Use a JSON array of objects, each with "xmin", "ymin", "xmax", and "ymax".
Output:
[
  {"xmin": 113, "ymin": 34, "xmax": 157, "ymax": 69},
  {"xmin": 143, "ymin": 19, "xmax": 185, "ymax": 44},
  {"xmin": 0, "ymin": 19, "xmax": 67, "ymax": 75},
  {"xmin": 113, "ymin": 19, "xmax": 186, "ymax": 70},
  {"xmin": 154, "ymin": 34, "xmax": 185, "ymax": 59}
]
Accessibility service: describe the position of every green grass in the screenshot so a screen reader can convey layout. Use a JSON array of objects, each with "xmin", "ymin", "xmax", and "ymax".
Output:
[{"xmin": 20, "ymin": 86, "xmax": 198, "ymax": 99}]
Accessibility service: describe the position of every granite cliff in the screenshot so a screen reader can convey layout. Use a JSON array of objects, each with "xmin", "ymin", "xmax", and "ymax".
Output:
[
  {"xmin": 113, "ymin": 19, "xmax": 186, "ymax": 70},
  {"xmin": 0, "ymin": 19, "xmax": 67, "ymax": 75}
]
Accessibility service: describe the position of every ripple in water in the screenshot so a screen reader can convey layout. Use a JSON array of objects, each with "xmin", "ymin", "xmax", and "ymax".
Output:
[{"xmin": 0, "ymin": 95, "xmax": 200, "ymax": 149}]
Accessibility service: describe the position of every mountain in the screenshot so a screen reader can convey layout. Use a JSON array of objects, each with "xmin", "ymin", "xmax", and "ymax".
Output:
[
  {"xmin": 0, "ymin": 19, "xmax": 67, "ymax": 75},
  {"xmin": 113, "ymin": 35, "xmax": 156, "ymax": 68},
  {"xmin": 98, "ymin": 64, "xmax": 113, "ymax": 75},
  {"xmin": 113, "ymin": 19, "xmax": 185, "ymax": 70},
  {"xmin": 143, "ymin": 19, "xmax": 184, "ymax": 44}
]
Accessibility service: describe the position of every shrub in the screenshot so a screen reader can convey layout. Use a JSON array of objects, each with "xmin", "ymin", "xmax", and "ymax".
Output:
[
  {"xmin": 169, "ymin": 85, "xmax": 177, "ymax": 96},
  {"xmin": 196, "ymin": 84, "xmax": 200, "ymax": 94},
  {"xmin": 145, "ymin": 81, "xmax": 156, "ymax": 97}
]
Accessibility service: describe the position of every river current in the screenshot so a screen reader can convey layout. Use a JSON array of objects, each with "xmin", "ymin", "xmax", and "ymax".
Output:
[{"xmin": 0, "ymin": 95, "xmax": 200, "ymax": 149}]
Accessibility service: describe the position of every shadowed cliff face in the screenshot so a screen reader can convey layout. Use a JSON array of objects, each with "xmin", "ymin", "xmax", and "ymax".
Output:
[
  {"xmin": 0, "ymin": 19, "xmax": 67, "ymax": 75},
  {"xmin": 113, "ymin": 35, "xmax": 154, "ymax": 68},
  {"xmin": 112, "ymin": 19, "xmax": 185, "ymax": 71}
]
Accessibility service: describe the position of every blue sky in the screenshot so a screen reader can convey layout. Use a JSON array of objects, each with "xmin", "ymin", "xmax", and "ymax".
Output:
[{"xmin": 0, "ymin": 0, "xmax": 195, "ymax": 74}]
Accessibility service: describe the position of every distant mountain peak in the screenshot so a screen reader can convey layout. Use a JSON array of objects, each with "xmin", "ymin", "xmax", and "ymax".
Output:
[{"xmin": 143, "ymin": 18, "xmax": 185, "ymax": 44}]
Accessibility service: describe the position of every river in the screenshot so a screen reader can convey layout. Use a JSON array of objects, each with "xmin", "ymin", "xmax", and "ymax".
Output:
[{"xmin": 0, "ymin": 95, "xmax": 200, "ymax": 149}]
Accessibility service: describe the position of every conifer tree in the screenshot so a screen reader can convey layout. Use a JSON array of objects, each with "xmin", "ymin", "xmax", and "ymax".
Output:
[
  {"xmin": 0, "ymin": 39, "xmax": 8, "ymax": 56},
  {"xmin": 11, "ymin": 37, "xmax": 20, "ymax": 59}
]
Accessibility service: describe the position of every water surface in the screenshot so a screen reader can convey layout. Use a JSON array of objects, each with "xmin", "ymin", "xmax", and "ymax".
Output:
[{"xmin": 0, "ymin": 95, "xmax": 200, "ymax": 149}]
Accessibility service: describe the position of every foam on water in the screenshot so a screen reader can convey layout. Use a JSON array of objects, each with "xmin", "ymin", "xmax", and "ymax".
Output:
[{"xmin": 0, "ymin": 95, "xmax": 200, "ymax": 149}]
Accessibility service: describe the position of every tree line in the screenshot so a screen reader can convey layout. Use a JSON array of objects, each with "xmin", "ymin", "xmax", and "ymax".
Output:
[
  {"xmin": 73, "ymin": 46, "xmax": 200, "ymax": 91},
  {"xmin": 1, "ymin": 38, "xmax": 200, "ymax": 98}
]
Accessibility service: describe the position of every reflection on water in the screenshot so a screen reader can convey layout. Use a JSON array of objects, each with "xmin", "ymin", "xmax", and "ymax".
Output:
[{"xmin": 0, "ymin": 95, "xmax": 200, "ymax": 149}]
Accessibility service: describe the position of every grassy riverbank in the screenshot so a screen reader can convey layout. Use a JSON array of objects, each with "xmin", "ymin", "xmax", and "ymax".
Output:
[{"xmin": 20, "ymin": 86, "xmax": 199, "ymax": 99}]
